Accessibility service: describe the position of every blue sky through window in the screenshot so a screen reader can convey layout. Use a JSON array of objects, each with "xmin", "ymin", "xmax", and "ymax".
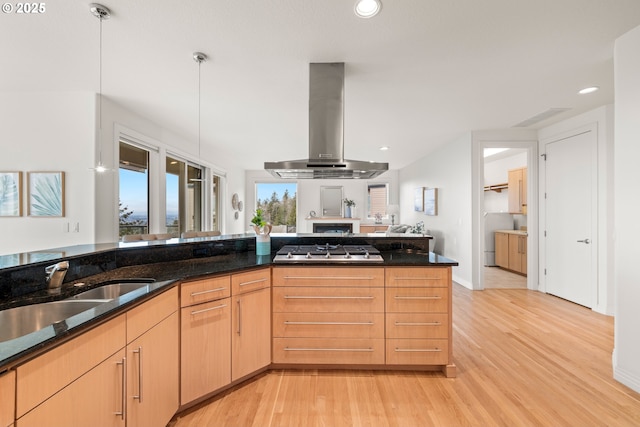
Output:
[{"xmin": 256, "ymin": 183, "xmax": 297, "ymax": 205}]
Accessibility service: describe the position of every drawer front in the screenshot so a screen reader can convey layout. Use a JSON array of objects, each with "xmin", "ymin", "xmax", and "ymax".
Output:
[
  {"xmin": 386, "ymin": 339, "xmax": 449, "ymax": 365},
  {"xmin": 273, "ymin": 287, "xmax": 384, "ymax": 313},
  {"xmin": 385, "ymin": 267, "xmax": 449, "ymax": 288},
  {"xmin": 127, "ymin": 286, "xmax": 179, "ymax": 343},
  {"xmin": 232, "ymin": 268, "xmax": 271, "ymax": 295},
  {"xmin": 386, "ymin": 313, "xmax": 449, "ymax": 339},
  {"xmin": 273, "ymin": 338, "xmax": 385, "ymax": 365},
  {"xmin": 16, "ymin": 314, "xmax": 126, "ymax": 418},
  {"xmin": 385, "ymin": 287, "xmax": 448, "ymax": 313},
  {"xmin": 273, "ymin": 312, "xmax": 384, "ymax": 339},
  {"xmin": 273, "ymin": 267, "xmax": 384, "ymax": 288},
  {"xmin": 181, "ymin": 275, "xmax": 230, "ymax": 307}
]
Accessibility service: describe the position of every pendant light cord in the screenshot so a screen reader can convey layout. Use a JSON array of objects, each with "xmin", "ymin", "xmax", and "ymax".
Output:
[
  {"xmin": 198, "ymin": 58, "xmax": 202, "ymax": 159},
  {"xmin": 98, "ymin": 15, "xmax": 103, "ymax": 166}
]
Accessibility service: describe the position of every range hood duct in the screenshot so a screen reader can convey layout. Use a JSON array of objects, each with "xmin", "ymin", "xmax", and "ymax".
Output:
[{"xmin": 264, "ymin": 63, "xmax": 388, "ymax": 179}]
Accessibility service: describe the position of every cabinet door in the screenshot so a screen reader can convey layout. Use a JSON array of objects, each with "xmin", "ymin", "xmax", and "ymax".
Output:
[
  {"xmin": 0, "ymin": 370, "xmax": 15, "ymax": 427},
  {"xmin": 495, "ymin": 232, "xmax": 509, "ymax": 268},
  {"xmin": 520, "ymin": 236, "xmax": 527, "ymax": 275},
  {"xmin": 232, "ymin": 287, "xmax": 271, "ymax": 381},
  {"xmin": 508, "ymin": 168, "xmax": 526, "ymax": 214},
  {"xmin": 127, "ymin": 312, "xmax": 179, "ymax": 427},
  {"xmin": 18, "ymin": 349, "xmax": 126, "ymax": 427},
  {"xmin": 180, "ymin": 298, "xmax": 231, "ymax": 405},
  {"xmin": 508, "ymin": 234, "xmax": 522, "ymax": 273}
]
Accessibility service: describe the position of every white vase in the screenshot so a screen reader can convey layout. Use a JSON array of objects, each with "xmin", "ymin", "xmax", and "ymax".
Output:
[{"xmin": 256, "ymin": 234, "xmax": 271, "ymax": 255}]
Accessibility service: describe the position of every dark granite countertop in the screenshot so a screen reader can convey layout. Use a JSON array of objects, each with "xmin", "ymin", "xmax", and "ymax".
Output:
[{"xmin": 0, "ymin": 235, "xmax": 457, "ymax": 371}]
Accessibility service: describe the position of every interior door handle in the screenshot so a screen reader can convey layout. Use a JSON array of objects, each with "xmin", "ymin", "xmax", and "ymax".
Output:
[{"xmin": 577, "ymin": 239, "xmax": 591, "ymax": 244}]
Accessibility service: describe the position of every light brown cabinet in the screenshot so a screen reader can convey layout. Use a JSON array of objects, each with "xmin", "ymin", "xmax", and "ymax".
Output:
[
  {"xmin": 180, "ymin": 275, "xmax": 231, "ymax": 405},
  {"xmin": 385, "ymin": 267, "xmax": 454, "ymax": 376},
  {"xmin": 15, "ymin": 288, "xmax": 178, "ymax": 427},
  {"xmin": 360, "ymin": 225, "xmax": 389, "ymax": 233},
  {"xmin": 508, "ymin": 167, "xmax": 527, "ymax": 214},
  {"xmin": 231, "ymin": 268, "xmax": 271, "ymax": 381},
  {"xmin": 272, "ymin": 266, "xmax": 385, "ymax": 365},
  {"xmin": 0, "ymin": 370, "xmax": 15, "ymax": 427},
  {"xmin": 495, "ymin": 231, "xmax": 527, "ymax": 275}
]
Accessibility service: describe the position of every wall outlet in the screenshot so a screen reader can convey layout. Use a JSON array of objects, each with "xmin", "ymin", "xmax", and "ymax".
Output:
[{"xmin": 73, "ymin": 222, "xmax": 80, "ymax": 233}]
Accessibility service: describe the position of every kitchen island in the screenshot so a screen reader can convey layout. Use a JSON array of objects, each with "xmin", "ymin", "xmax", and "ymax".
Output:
[{"xmin": 0, "ymin": 233, "xmax": 457, "ymax": 426}]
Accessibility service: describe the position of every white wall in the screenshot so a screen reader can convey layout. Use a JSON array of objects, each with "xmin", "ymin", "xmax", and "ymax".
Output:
[
  {"xmin": 245, "ymin": 169, "xmax": 399, "ymax": 233},
  {"xmin": 400, "ymin": 134, "xmax": 473, "ymax": 288},
  {"xmin": 0, "ymin": 91, "xmax": 247, "ymax": 256},
  {"xmin": 0, "ymin": 92, "xmax": 96, "ymax": 255},
  {"xmin": 538, "ymin": 105, "xmax": 615, "ymax": 315},
  {"xmin": 613, "ymin": 24, "xmax": 640, "ymax": 393}
]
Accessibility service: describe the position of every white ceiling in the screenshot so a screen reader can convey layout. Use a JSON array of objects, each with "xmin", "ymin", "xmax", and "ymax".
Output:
[{"xmin": 2, "ymin": 0, "xmax": 640, "ymax": 171}]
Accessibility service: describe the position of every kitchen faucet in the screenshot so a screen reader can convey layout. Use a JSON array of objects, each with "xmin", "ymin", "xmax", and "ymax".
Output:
[{"xmin": 45, "ymin": 261, "xmax": 69, "ymax": 293}]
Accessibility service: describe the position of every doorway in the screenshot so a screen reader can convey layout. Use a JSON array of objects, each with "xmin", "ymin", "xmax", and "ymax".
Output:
[{"xmin": 483, "ymin": 148, "xmax": 529, "ymax": 289}]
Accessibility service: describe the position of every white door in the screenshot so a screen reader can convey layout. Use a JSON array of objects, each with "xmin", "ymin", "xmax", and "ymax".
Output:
[{"xmin": 545, "ymin": 130, "xmax": 596, "ymax": 307}]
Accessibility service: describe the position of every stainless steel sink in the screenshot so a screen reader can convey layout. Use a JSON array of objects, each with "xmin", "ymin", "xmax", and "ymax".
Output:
[
  {"xmin": 0, "ymin": 300, "xmax": 104, "ymax": 342},
  {"xmin": 66, "ymin": 282, "xmax": 151, "ymax": 300}
]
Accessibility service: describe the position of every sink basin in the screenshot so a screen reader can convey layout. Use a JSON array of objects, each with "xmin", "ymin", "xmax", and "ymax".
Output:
[
  {"xmin": 0, "ymin": 300, "xmax": 104, "ymax": 342},
  {"xmin": 66, "ymin": 283, "xmax": 151, "ymax": 300}
]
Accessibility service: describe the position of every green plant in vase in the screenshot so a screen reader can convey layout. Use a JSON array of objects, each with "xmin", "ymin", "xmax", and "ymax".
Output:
[
  {"xmin": 343, "ymin": 198, "xmax": 356, "ymax": 218},
  {"xmin": 251, "ymin": 208, "xmax": 272, "ymax": 235}
]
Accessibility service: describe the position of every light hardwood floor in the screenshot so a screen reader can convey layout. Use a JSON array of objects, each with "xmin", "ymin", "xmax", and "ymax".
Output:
[
  {"xmin": 484, "ymin": 265, "xmax": 527, "ymax": 289},
  {"xmin": 170, "ymin": 285, "xmax": 640, "ymax": 427}
]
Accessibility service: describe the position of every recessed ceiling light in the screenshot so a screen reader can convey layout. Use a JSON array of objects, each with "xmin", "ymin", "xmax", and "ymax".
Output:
[
  {"xmin": 354, "ymin": 0, "xmax": 382, "ymax": 18},
  {"xmin": 379, "ymin": 146, "xmax": 389, "ymax": 151},
  {"xmin": 578, "ymin": 86, "xmax": 599, "ymax": 95}
]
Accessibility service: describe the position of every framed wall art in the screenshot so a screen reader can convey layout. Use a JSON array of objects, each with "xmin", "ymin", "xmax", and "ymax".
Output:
[
  {"xmin": 0, "ymin": 171, "xmax": 22, "ymax": 217},
  {"xmin": 414, "ymin": 187, "xmax": 424, "ymax": 211},
  {"xmin": 424, "ymin": 187, "xmax": 438, "ymax": 216},
  {"xmin": 28, "ymin": 171, "xmax": 65, "ymax": 217}
]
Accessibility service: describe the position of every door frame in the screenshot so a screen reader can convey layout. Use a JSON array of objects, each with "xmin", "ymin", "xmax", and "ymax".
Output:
[{"xmin": 471, "ymin": 130, "xmax": 539, "ymax": 291}]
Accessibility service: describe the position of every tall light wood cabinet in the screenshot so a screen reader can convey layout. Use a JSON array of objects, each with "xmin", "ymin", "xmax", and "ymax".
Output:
[
  {"xmin": 180, "ymin": 275, "xmax": 231, "ymax": 404},
  {"xmin": 508, "ymin": 167, "xmax": 527, "ymax": 214},
  {"xmin": 231, "ymin": 268, "xmax": 271, "ymax": 381}
]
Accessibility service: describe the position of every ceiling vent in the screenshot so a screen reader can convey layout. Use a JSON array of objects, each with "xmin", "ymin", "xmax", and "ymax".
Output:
[{"xmin": 513, "ymin": 108, "xmax": 571, "ymax": 127}]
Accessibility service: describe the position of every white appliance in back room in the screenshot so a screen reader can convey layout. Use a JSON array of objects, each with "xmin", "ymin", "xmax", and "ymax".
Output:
[{"xmin": 484, "ymin": 212, "xmax": 514, "ymax": 266}]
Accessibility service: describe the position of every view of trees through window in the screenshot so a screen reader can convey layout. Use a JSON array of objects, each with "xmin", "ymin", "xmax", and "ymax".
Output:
[{"xmin": 255, "ymin": 183, "xmax": 297, "ymax": 232}]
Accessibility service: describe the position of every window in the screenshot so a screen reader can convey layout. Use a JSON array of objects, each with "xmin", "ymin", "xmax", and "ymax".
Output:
[
  {"xmin": 211, "ymin": 174, "xmax": 220, "ymax": 231},
  {"xmin": 367, "ymin": 183, "xmax": 389, "ymax": 219},
  {"xmin": 119, "ymin": 141, "xmax": 149, "ymax": 237},
  {"xmin": 166, "ymin": 156, "xmax": 204, "ymax": 235},
  {"xmin": 256, "ymin": 182, "xmax": 297, "ymax": 232}
]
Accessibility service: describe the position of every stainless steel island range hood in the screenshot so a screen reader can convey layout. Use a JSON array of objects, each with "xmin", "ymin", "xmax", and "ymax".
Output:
[{"xmin": 264, "ymin": 63, "xmax": 388, "ymax": 179}]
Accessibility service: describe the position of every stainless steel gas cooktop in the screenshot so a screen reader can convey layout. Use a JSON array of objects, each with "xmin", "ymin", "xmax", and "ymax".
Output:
[{"xmin": 273, "ymin": 243, "xmax": 383, "ymax": 263}]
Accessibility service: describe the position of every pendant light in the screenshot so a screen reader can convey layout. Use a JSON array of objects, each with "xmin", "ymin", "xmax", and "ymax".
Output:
[
  {"xmin": 189, "ymin": 52, "xmax": 207, "ymax": 182},
  {"xmin": 90, "ymin": 3, "xmax": 111, "ymax": 172}
]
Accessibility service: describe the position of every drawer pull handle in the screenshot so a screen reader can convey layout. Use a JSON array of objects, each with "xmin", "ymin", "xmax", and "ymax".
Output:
[
  {"xmin": 393, "ymin": 296, "xmax": 441, "ymax": 300},
  {"xmin": 115, "ymin": 357, "xmax": 126, "ymax": 419},
  {"xmin": 190, "ymin": 303, "xmax": 227, "ymax": 316},
  {"xmin": 190, "ymin": 287, "xmax": 227, "ymax": 297},
  {"xmin": 394, "ymin": 321, "xmax": 441, "ymax": 326},
  {"xmin": 393, "ymin": 277, "xmax": 440, "ymax": 280},
  {"xmin": 394, "ymin": 348, "xmax": 442, "ymax": 352},
  {"xmin": 284, "ymin": 295, "xmax": 374, "ymax": 300},
  {"xmin": 239, "ymin": 278, "xmax": 267, "ymax": 287},
  {"xmin": 284, "ymin": 347, "xmax": 374, "ymax": 352},
  {"xmin": 132, "ymin": 347, "xmax": 143, "ymax": 402},
  {"xmin": 283, "ymin": 276, "xmax": 375, "ymax": 280},
  {"xmin": 284, "ymin": 321, "xmax": 374, "ymax": 326}
]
